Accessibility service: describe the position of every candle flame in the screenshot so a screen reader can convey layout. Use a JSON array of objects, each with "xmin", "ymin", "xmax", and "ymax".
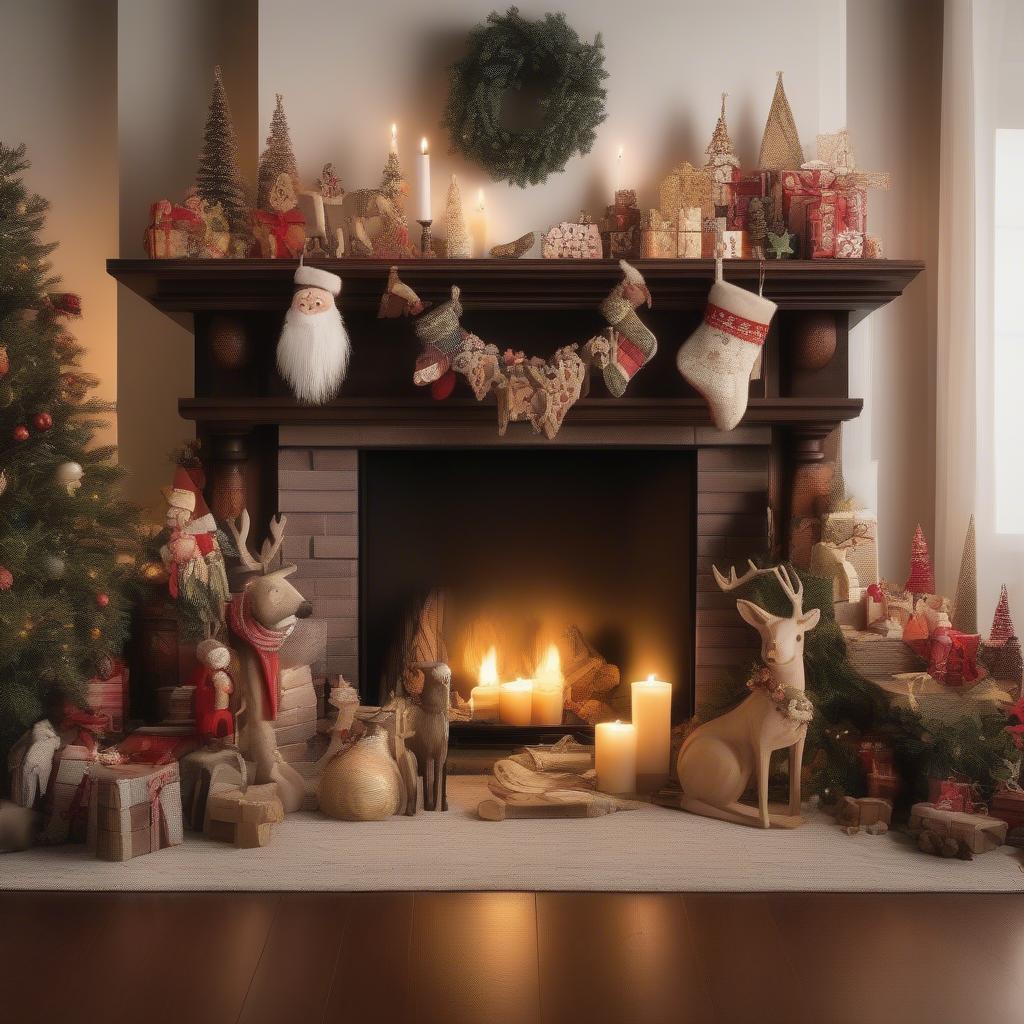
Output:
[
  {"xmin": 535, "ymin": 643, "xmax": 562, "ymax": 688},
  {"xmin": 617, "ymin": 145, "xmax": 624, "ymax": 160},
  {"xmin": 647, "ymin": 673, "xmax": 656, "ymax": 682},
  {"xmin": 420, "ymin": 137, "xmax": 429, "ymax": 154},
  {"xmin": 478, "ymin": 646, "xmax": 498, "ymax": 687},
  {"xmin": 477, "ymin": 188, "xmax": 485, "ymax": 210},
  {"xmin": 391, "ymin": 123, "xmax": 397, "ymax": 139}
]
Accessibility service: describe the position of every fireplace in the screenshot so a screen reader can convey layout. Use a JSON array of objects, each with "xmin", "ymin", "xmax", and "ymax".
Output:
[
  {"xmin": 360, "ymin": 446, "xmax": 696, "ymax": 739},
  {"xmin": 107, "ymin": 256, "xmax": 922, "ymax": 733}
]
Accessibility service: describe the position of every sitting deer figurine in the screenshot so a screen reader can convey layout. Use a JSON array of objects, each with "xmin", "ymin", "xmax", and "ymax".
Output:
[{"xmin": 677, "ymin": 561, "xmax": 820, "ymax": 829}]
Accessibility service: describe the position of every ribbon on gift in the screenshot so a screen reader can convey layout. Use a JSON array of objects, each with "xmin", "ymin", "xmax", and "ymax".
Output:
[
  {"xmin": 146, "ymin": 765, "xmax": 175, "ymax": 854},
  {"xmin": 831, "ymin": 521, "xmax": 874, "ymax": 550},
  {"xmin": 253, "ymin": 208, "xmax": 304, "ymax": 252}
]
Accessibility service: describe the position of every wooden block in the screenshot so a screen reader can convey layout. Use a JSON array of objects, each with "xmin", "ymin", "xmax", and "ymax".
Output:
[
  {"xmin": 274, "ymin": 704, "xmax": 318, "ymax": 729},
  {"xmin": 234, "ymin": 821, "xmax": 274, "ymax": 848},
  {"xmin": 274, "ymin": 722, "xmax": 317, "ymax": 746},
  {"xmin": 280, "ymin": 665, "xmax": 313, "ymax": 692}
]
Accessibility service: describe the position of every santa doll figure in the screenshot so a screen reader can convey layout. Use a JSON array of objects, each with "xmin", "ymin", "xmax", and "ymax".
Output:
[
  {"xmin": 191, "ymin": 638, "xmax": 235, "ymax": 742},
  {"xmin": 276, "ymin": 263, "xmax": 350, "ymax": 405}
]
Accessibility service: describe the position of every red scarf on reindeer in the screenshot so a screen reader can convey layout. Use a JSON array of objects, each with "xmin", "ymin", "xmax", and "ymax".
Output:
[{"xmin": 227, "ymin": 589, "xmax": 291, "ymax": 720}]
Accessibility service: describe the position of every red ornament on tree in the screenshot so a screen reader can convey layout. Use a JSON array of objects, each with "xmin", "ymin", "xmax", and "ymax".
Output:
[
  {"xmin": 989, "ymin": 584, "xmax": 1016, "ymax": 647},
  {"xmin": 905, "ymin": 523, "xmax": 936, "ymax": 594},
  {"xmin": 96, "ymin": 593, "xmax": 110, "ymax": 608},
  {"xmin": 0, "ymin": 566, "xmax": 12, "ymax": 591},
  {"xmin": 48, "ymin": 292, "xmax": 82, "ymax": 317},
  {"xmin": 12, "ymin": 425, "xmax": 29, "ymax": 441},
  {"xmin": 32, "ymin": 411, "xmax": 53, "ymax": 431}
]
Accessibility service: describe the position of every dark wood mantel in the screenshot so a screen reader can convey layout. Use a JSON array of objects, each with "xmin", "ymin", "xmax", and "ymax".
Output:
[{"xmin": 109, "ymin": 257, "xmax": 922, "ymax": 321}]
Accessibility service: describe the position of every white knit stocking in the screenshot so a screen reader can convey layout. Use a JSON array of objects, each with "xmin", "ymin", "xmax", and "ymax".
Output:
[{"xmin": 675, "ymin": 278, "xmax": 776, "ymax": 431}]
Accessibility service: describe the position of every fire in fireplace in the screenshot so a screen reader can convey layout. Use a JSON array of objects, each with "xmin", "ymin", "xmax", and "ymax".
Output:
[{"xmin": 360, "ymin": 447, "xmax": 696, "ymax": 740}]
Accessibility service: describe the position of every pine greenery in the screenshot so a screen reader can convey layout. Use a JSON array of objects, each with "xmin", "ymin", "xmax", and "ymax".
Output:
[
  {"xmin": 257, "ymin": 93, "xmax": 298, "ymax": 210},
  {"xmin": 195, "ymin": 66, "xmax": 250, "ymax": 235},
  {"xmin": 443, "ymin": 7, "xmax": 608, "ymax": 188},
  {"xmin": 0, "ymin": 142, "xmax": 141, "ymax": 762}
]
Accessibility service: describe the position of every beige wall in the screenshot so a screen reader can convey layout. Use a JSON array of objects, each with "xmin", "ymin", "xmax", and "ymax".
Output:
[
  {"xmin": 0, "ymin": 0, "xmax": 118, "ymax": 446},
  {"xmin": 117, "ymin": 0, "xmax": 258, "ymax": 515},
  {"xmin": 847, "ymin": 0, "xmax": 943, "ymax": 581},
  {"xmin": 258, "ymin": 0, "xmax": 839, "ymax": 248}
]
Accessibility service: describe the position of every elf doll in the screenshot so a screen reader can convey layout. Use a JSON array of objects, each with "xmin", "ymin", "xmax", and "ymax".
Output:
[{"xmin": 190, "ymin": 638, "xmax": 235, "ymax": 743}]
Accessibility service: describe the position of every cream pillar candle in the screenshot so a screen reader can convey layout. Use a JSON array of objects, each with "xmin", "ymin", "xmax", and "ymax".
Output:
[
  {"xmin": 531, "ymin": 643, "xmax": 564, "ymax": 725},
  {"xmin": 417, "ymin": 137, "xmax": 431, "ymax": 221},
  {"xmin": 470, "ymin": 189, "xmax": 488, "ymax": 257},
  {"xmin": 499, "ymin": 679, "xmax": 534, "ymax": 726},
  {"xmin": 470, "ymin": 685, "xmax": 500, "ymax": 722},
  {"xmin": 595, "ymin": 721, "xmax": 636, "ymax": 795},
  {"xmin": 631, "ymin": 675, "xmax": 672, "ymax": 792}
]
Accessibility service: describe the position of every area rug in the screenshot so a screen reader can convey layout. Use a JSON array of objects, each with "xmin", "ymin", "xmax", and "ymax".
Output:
[{"xmin": 3, "ymin": 776, "xmax": 1022, "ymax": 892}]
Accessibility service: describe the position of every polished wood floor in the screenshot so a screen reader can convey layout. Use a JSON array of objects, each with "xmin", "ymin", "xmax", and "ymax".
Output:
[{"xmin": 1, "ymin": 892, "xmax": 1021, "ymax": 1023}]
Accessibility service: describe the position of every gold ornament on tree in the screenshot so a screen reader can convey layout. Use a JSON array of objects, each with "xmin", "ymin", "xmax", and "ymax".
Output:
[{"xmin": 445, "ymin": 175, "xmax": 471, "ymax": 258}]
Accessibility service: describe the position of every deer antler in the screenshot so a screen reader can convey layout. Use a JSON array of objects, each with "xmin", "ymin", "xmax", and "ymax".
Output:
[
  {"xmin": 227, "ymin": 509, "xmax": 262, "ymax": 572},
  {"xmin": 712, "ymin": 560, "xmax": 804, "ymax": 616},
  {"xmin": 259, "ymin": 515, "xmax": 288, "ymax": 571}
]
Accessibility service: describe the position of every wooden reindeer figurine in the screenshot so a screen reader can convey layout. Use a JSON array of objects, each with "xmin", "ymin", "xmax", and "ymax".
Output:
[
  {"xmin": 676, "ymin": 561, "xmax": 820, "ymax": 829},
  {"xmin": 226, "ymin": 510, "xmax": 313, "ymax": 813}
]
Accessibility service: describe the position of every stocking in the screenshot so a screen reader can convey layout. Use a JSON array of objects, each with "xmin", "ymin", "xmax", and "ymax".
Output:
[
  {"xmin": 675, "ymin": 274, "xmax": 776, "ymax": 430},
  {"xmin": 600, "ymin": 260, "xmax": 655, "ymax": 397}
]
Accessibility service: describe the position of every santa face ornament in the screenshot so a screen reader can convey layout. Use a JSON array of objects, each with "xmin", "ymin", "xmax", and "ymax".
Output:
[{"xmin": 276, "ymin": 264, "xmax": 350, "ymax": 405}]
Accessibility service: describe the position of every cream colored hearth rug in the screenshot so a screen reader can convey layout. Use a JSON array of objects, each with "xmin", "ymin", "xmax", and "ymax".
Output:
[{"xmin": 3, "ymin": 776, "xmax": 1022, "ymax": 892}]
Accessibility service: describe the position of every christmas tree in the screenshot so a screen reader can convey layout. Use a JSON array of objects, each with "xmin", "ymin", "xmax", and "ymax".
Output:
[
  {"xmin": 904, "ymin": 524, "xmax": 936, "ymax": 594},
  {"xmin": 951, "ymin": 514, "xmax": 977, "ymax": 633},
  {"xmin": 989, "ymin": 584, "xmax": 1015, "ymax": 646},
  {"xmin": 758, "ymin": 71, "xmax": 804, "ymax": 171},
  {"xmin": 257, "ymin": 93, "xmax": 299, "ymax": 210},
  {"xmin": 445, "ymin": 175, "xmax": 471, "ymax": 258},
  {"xmin": 196, "ymin": 66, "xmax": 250, "ymax": 236},
  {"xmin": 0, "ymin": 143, "xmax": 140, "ymax": 762}
]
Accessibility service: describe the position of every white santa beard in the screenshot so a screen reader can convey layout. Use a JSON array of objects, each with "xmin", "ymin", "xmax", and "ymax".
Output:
[{"xmin": 276, "ymin": 305, "xmax": 351, "ymax": 405}]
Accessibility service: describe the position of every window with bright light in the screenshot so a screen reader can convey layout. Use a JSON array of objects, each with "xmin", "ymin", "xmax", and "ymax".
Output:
[{"xmin": 994, "ymin": 128, "xmax": 1024, "ymax": 534}]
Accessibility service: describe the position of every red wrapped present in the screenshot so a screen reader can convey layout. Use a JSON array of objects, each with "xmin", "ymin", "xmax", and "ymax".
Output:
[
  {"xmin": 781, "ymin": 169, "xmax": 867, "ymax": 259},
  {"xmin": 927, "ymin": 776, "xmax": 984, "ymax": 813},
  {"xmin": 87, "ymin": 658, "xmax": 129, "ymax": 736},
  {"xmin": 727, "ymin": 172, "xmax": 774, "ymax": 230},
  {"xmin": 928, "ymin": 628, "xmax": 981, "ymax": 686},
  {"xmin": 989, "ymin": 783, "xmax": 1024, "ymax": 832},
  {"xmin": 858, "ymin": 738, "xmax": 901, "ymax": 801},
  {"xmin": 114, "ymin": 726, "xmax": 199, "ymax": 766},
  {"xmin": 252, "ymin": 207, "xmax": 305, "ymax": 259},
  {"xmin": 144, "ymin": 199, "xmax": 203, "ymax": 258}
]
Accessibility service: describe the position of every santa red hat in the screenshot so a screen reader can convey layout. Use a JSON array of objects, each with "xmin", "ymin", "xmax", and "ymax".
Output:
[
  {"xmin": 166, "ymin": 465, "xmax": 216, "ymax": 534},
  {"xmin": 294, "ymin": 263, "xmax": 342, "ymax": 297}
]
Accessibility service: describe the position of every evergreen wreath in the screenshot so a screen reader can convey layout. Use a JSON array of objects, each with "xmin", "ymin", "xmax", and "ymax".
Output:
[{"xmin": 443, "ymin": 7, "xmax": 608, "ymax": 188}]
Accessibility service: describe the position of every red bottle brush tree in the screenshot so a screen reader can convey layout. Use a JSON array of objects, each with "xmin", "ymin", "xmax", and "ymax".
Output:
[{"xmin": 904, "ymin": 523, "xmax": 936, "ymax": 595}]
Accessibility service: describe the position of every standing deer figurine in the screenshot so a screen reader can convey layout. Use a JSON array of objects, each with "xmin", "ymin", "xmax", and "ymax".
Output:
[
  {"xmin": 226, "ymin": 510, "xmax": 312, "ymax": 813},
  {"xmin": 676, "ymin": 561, "xmax": 820, "ymax": 829}
]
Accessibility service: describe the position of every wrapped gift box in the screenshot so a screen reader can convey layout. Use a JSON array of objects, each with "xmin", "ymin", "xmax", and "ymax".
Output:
[
  {"xmin": 41, "ymin": 745, "xmax": 95, "ymax": 843},
  {"xmin": 87, "ymin": 762, "xmax": 183, "ymax": 861},
  {"xmin": 909, "ymin": 802, "xmax": 1007, "ymax": 854},
  {"xmin": 144, "ymin": 200, "xmax": 203, "ymax": 258},
  {"xmin": 822, "ymin": 510, "xmax": 879, "ymax": 587},
  {"xmin": 87, "ymin": 660, "xmax": 129, "ymax": 736},
  {"xmin": 781, "ymin": 170, "xmax": 868, "ymax": 260},
  {"xmin": 727, "ymin": 172, "xmax": 774, "ymax": 230},
  {"xmin": 114, "ymin": 725, "xmax": 199, "ymax": 766},
  {"xmin": 927, "ymin": 776, "xmax": 983, "ymax": 813},
  {"xmin": 989, "ymin": 785, "xmax": 1024, "ymax": 832}
]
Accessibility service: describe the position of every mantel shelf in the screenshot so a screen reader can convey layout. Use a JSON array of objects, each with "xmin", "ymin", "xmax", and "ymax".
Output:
[
  {"xmin": 108, "ymin": 257, "xmax": 923, "ymax": 318},
  {"xmin": 178, "ymin": 395, "xmax": 863, "ymax": 429}
]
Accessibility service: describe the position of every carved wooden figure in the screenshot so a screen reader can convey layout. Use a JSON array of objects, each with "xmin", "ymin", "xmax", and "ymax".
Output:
[
  {"xmin": 676, "ymin": 562, "xmax": 820, "ymax": 829},
  {"xmin": 226, "ymin": 510, "xmax": 312, "ymax": 813},
  {"xmin": 403, "ymin": 664, "xmax": 451, "ymax": 812}
]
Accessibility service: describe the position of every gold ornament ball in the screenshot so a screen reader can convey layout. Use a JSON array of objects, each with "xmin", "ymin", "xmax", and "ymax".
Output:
[
  {"xmin": 90, "ymin": 626, "xmax": 102, "ymax": 641},
  {"xmin": 791, "ymin": 313, "xmax": 838, "ymax": 371}
]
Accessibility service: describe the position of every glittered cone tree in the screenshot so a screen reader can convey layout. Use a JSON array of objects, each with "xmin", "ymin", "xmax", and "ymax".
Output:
[
  {"xmin": 951, "ymin": 514, "xmax": 977, "ymax": 634},
  {"xmin": 904, "ymin": 524, "xmax": 936, "ymax": 595},
  {"xmin": 989, "ymin": 585, "xmax": 1016, "ymax": 646},
  {"xmin": 0, "ymin": 143, "xmax": 141, "ymax": 763},
  {"xmin": 196, "ymin": 66, "xmax": 251, "ymax": 236},
  {"xmin": 257, "ymin": 93, "xmax": 299, "ymax": 210}
]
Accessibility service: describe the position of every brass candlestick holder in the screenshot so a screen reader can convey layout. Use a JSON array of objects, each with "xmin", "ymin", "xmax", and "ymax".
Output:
[{"xmin": 417, "ymin": 219, "xmax": 435, "ymax": 258}]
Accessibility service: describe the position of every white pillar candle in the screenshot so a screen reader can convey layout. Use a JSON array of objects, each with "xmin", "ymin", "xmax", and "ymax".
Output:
[
  {"xmin": 470, "ymin": 685, "xmax": 500, "ymax": 722},
  {"xmin": 471, "ymin": 189, "xmax": 488, "ymax": 257},
  {"xmin": 390, "ymin": 123, "xmax": 398, "ymax": 154},
  {"xmin": 531, "ymin": 643, "xmax": 564, "ymax": 725},
  {"xmin": 631, "ymin": 675, "xmax": 673, "ymax": 793},
  {"xmin": 499, "ymin": 679, "xmax": 534, "ymax": 726},
  {"xmin": 417, "ymin": 137, "xmax": 431, "ymax": 221},
  {"xmin": 531, "ymin": 683, "xmax": 563, "ymax": 726},
  {"xmin": 595, "ymin": 721, "xmax": 637, "ymax": 795}
]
